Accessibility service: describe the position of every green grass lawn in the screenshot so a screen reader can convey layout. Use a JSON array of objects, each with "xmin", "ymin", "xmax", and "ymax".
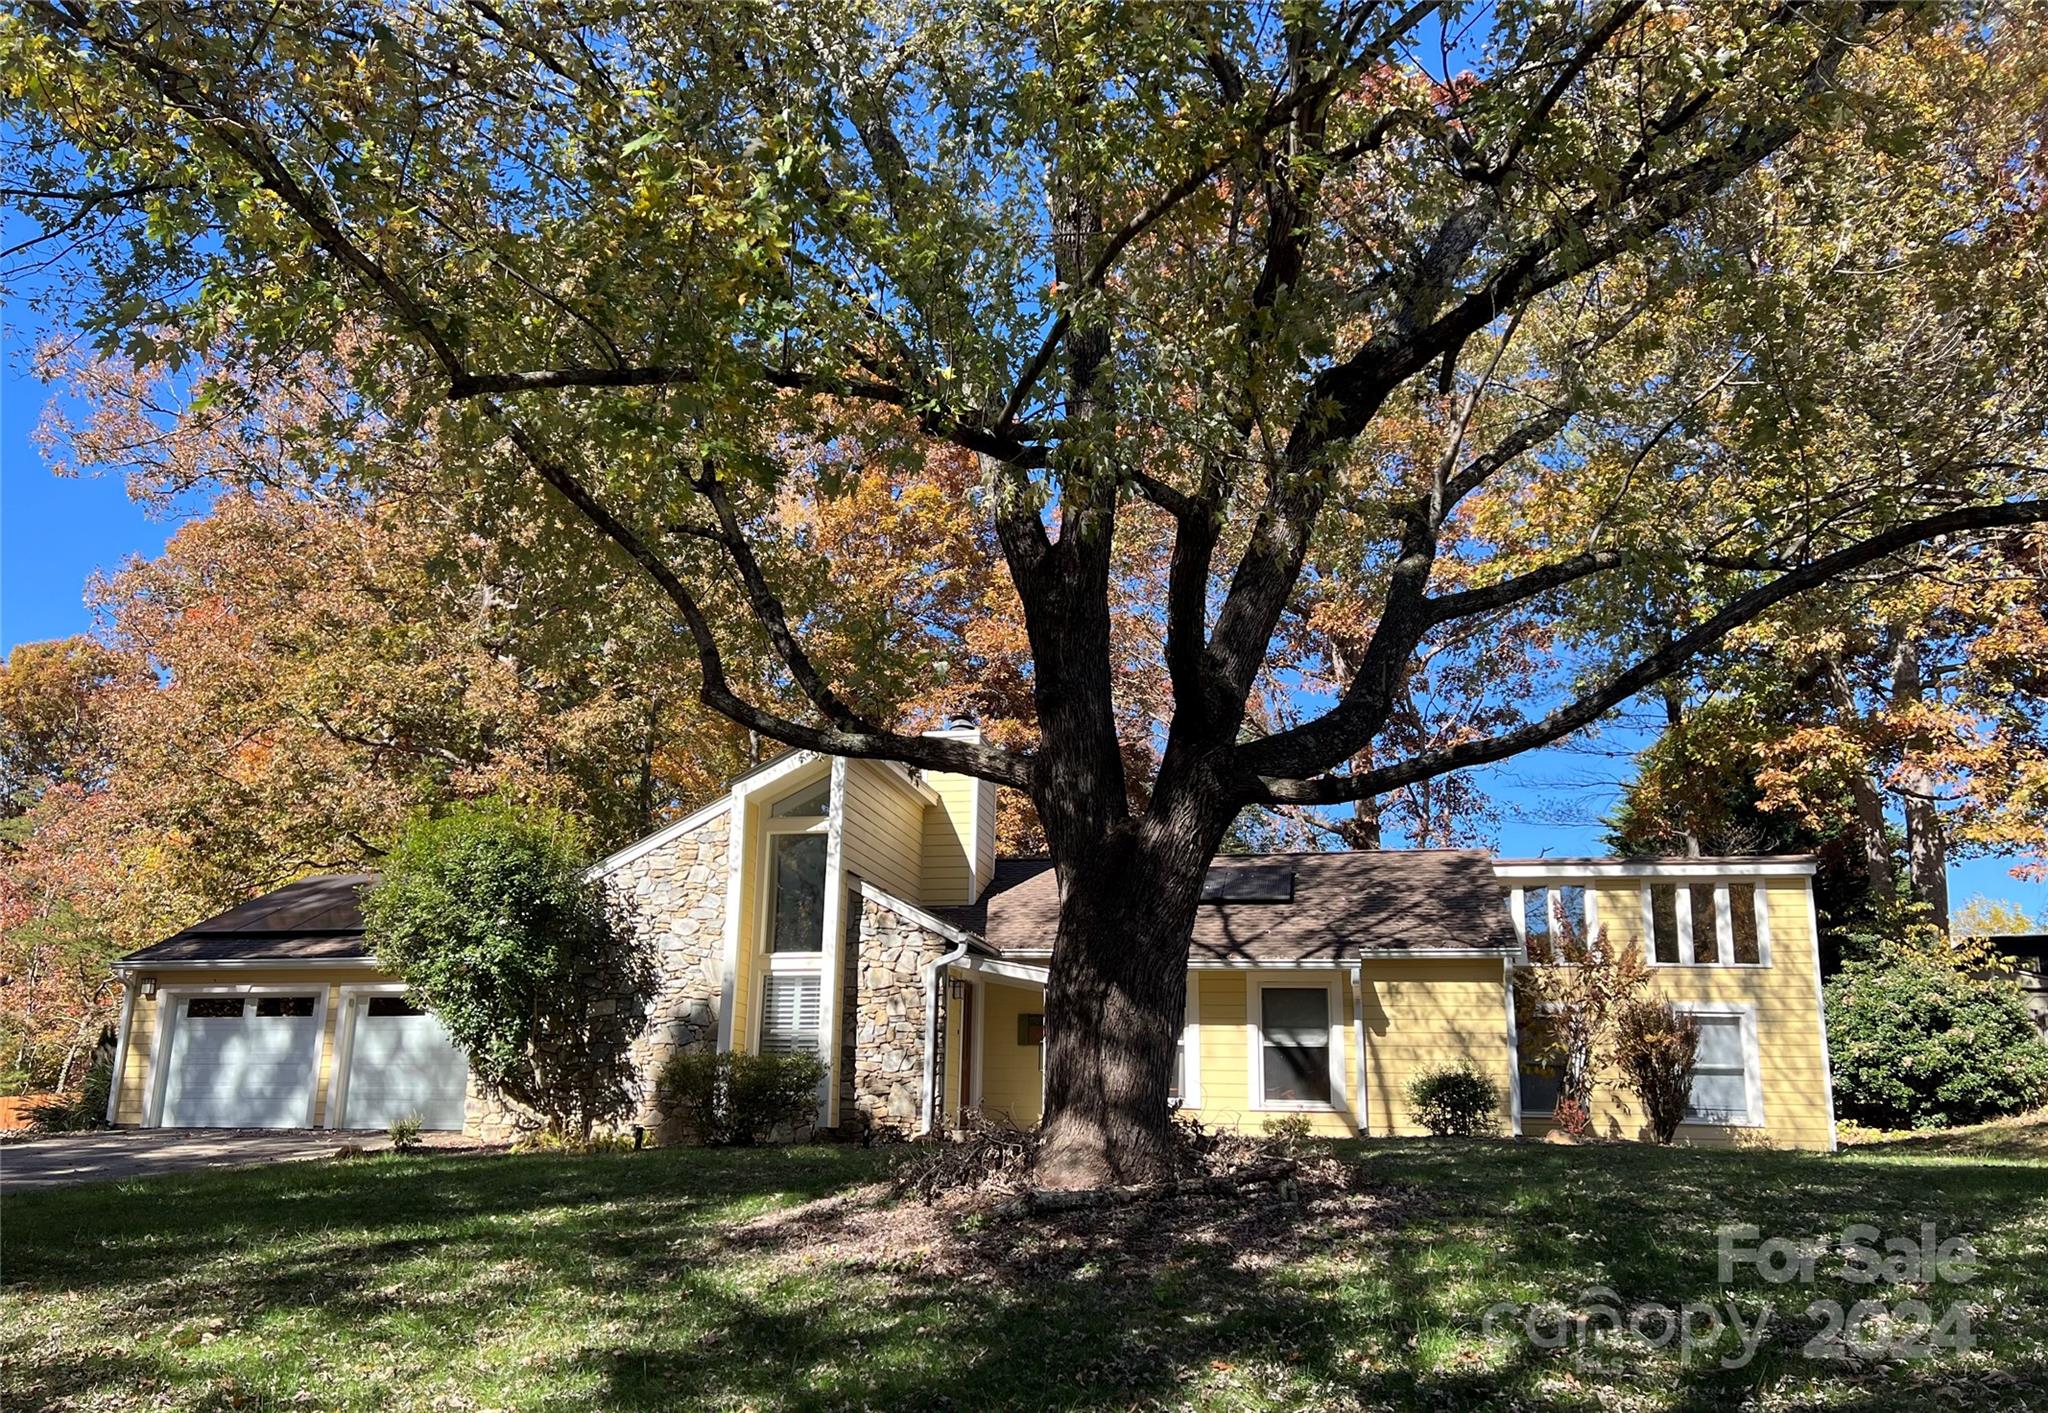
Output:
[{"xmin": 5, "ymin": 1123, "xmax": 2045, "ymax": 1411}]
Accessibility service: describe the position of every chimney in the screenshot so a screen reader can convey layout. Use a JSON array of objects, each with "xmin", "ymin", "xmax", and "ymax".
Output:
[{"xmin": 921, "ymin": 721, "xmax": 997, "ymax": 903}]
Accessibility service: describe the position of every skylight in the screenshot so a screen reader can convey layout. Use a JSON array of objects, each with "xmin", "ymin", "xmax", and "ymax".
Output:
[{"xmin": 1201, "ymin": 865, "xmax": 1294, "ymax": 903}]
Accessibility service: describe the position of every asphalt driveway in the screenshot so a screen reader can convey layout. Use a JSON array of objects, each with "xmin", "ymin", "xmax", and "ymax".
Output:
[{"xmin": 1, "ymin": 1130, "xmax": 464, "ymax": 1191}]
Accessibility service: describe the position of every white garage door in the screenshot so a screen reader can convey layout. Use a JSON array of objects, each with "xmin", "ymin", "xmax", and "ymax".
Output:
[
  {"xmin": 160, "ymin": 994, "xmax": 322, "ymax": 1128},
  {"xmin": 342, "ymin": 997, "xmax": 469, "ymax": 1131}
]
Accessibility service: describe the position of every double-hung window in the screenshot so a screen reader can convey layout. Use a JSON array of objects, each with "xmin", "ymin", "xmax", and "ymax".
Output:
[
  {"xmin": 1684, "ymin": 1011, "xmax": 1758, "ymax": 1125},
  {"xmin": 1256, "ymin": 984, "xmax": 1334, "ymax": 1107}
]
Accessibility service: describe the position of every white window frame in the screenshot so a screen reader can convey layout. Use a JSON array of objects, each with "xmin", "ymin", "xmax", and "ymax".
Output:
[
  {"xmin": 1511, "ymin": 883, "xmax": 1598, "ymax": 962},
  {"xmin": 1171, "ymin": 974, "xmax": 1201, "ymax": 1108},
  {"xmin": 1673, "ymin": 1001, "xmax": 1766, "ymax": 1129},
  {"xmin": 755, "ymin": 967, "xmax": 826, "ymax": 1059},
  {"xmin": 142, "ymin": 982, "xmax": 330, "ymax": 1129},
  {"xmin": 758, "ymin": 805, "xmax": 831, "ymax": 959},
  {"xmin": 1642, "ymin": 881, "xmax": 1774, "ymax": 970},
  {"xmin": 749, "ymin": 768, "xmax": 835, "ymax": 1078},
  {"xmin": 1247, "ymin": 973, "xmax": 1345, "ymax": 1112}
]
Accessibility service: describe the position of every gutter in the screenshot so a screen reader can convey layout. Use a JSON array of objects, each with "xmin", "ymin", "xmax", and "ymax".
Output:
[{"xmin": 918, "ymin": 939, "xmax": 973, "ymax": 1137}]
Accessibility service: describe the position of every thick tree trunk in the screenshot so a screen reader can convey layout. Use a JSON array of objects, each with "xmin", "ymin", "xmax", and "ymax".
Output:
[{"xmin": 1035, "ymin": 807, "xmax": 1230, "ymax": 1189}]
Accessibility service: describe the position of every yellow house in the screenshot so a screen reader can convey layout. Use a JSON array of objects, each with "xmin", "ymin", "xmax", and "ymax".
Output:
[{"xmin": 103, "ymin": 731, "xmax": 1838, "ymax": 1152}]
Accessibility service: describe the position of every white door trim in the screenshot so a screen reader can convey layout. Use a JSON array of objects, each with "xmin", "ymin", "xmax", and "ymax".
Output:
[
  {"xmin": 326, "ymin": 981, "xmax": 407, "ymax": 1130},
  {"xmin": 145, "ymin": 982, "xmax": 330, "ymax": 1129}
]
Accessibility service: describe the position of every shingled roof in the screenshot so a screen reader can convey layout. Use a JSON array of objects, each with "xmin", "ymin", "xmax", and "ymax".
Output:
[
  {"xmin": 965, "ymin": 850, "xmax": 1518, "ymax": 963},
  {"xmin": 119, "ymin": 874, "xmax": 375, "ymax": 965}
]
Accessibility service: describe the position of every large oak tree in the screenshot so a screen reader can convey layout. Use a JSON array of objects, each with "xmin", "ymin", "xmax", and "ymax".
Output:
[{"xmin": 5, "ymin": 1, "xmax": 2044, "ymax": 1182}]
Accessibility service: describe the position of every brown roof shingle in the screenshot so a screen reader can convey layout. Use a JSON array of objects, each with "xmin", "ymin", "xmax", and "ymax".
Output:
[
  {"xmin": 120, "ymin": 874, "xmax": 375, "ymax": 965},
  {"xmin": 976, "ymin": 851, "xmax": 1517, "ymax": 962}
]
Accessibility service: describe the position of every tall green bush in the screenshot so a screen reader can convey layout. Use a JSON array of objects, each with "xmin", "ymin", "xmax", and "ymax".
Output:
[
  {"xmin": 1825, "ymin": 952, "xmax": 2048, "ymax": 1130},
  {"xmin": 363, "ymin": 797, "xmax": 655, "ymax": 1141}
]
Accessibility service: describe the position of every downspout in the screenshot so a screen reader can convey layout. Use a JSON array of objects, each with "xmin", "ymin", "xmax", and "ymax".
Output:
[
  {"xmin": 918, "ymin": 941, "xmax": 972, "ymax": 1137},
  {"xmin": 1503, "ymin": 956, "xmax": 1523, "ymax": 1138},
  {"xmin": 105, "ymin": 972, "xmax": 138, "ymax": 1126}
]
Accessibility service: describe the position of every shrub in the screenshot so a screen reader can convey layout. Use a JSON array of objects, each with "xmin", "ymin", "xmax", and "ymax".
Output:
[
  {"xmin": 387, "ymin": 1112, "xmax": 424, "ymax": 1152},
  {"xmin": 657, "ymin": 1050, "xmax": 826, "ymax": 1145},
  {"xmin": 1405, "ymin": 1064, "xmax": 1500, "ymax": 1137},
  {"xmin": 511, "ymin": 1128, "xmax": 637, "ymax": 1154},
  {"xmin": 1514, "ymin": 920, "xmax": 1650, "ymax": 1123},
  {"xmin": 363, "ymin": 796, "xmax": 657, "ymax": 1142},
  {"xmin": 1550, "ymin": 1095, "xmax": 1591, "ymax": 1138},
  {"xmin": 1825, "ymin": 952, "xmax": 2048, "ymax": 1130},
  {"xmin": 1612, "ymin": 1001, "xmax": 1700, "ymax": 1144},
  {"xmin": 25, "ymin": 1048, "xmax": 114, "ymax": 1133},
  {"xmin": 1253, "ymin": 1105, "xmax": 1318, "ymax": 1146}
]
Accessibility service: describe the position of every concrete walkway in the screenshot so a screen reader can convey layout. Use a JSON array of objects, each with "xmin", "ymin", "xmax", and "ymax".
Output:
[{"xmin": 1, "ymin": 1130, "xmax": 462, "ymax": 1191}]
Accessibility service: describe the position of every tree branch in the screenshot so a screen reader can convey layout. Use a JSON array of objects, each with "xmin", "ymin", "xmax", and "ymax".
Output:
[
  {"xmin": 481, "ymin": 401, "xmax": 1033, "ymax": 787},
  {"xmin": 1250, "ymin": 498, "xmax": 2048, "ymax": 804},
  {"xmin": 690, "ymin": 457, "xmax": 876, "ymax": 734}
]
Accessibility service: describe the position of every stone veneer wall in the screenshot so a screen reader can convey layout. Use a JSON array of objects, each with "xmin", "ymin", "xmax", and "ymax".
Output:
[
  {"xmin": 846, "ymin": 891, "xmax": 957, "ymax": 1136},
  {"xmin": 463, "ymin": 809, "xmax": 730, "ymax": 1143}
]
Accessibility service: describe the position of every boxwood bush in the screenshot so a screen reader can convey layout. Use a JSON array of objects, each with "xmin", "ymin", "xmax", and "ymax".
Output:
[
  {"xmin": 658, "ymin": 1050, "xmax": 826, "ymax": 1145},
  {"xmin": 1826, "ymin": 953, "xmax": 2048, "ymax": 1130},
  {"xmin": 1405, "ymin": 1063, "xmax": 1500, "ymax": 1137}
]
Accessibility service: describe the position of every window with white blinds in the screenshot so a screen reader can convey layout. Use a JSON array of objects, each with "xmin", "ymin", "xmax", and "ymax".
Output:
[
  {"xmin": 759, "ymin": 973, "xmax": 823, "ymax": 1056},
  {"xmin": 1685, "ymin": 1014, "xmax": 1754, "ymax": 1124}
]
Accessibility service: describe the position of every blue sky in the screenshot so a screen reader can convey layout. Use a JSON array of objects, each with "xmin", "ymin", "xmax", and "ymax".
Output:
[{"xmin": 2, "ymin": 293, "xmax": 2042, "ymax": 918}]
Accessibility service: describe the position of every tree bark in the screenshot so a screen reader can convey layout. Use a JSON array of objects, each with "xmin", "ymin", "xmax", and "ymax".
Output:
[{"xmin": 1034, "ymin": 786, "xmax": 1234, "ymax": 1188}]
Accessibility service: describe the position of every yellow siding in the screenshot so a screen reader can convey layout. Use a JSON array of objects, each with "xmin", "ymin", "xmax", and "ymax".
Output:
[
  {"xmin": 921, "ymin": 776, "xmax": 973, "ymax": 906},
  {"xmin": 839, "ymin": 761, "xmax": 924, "ymax": 904},
  {"xmin": 921, "ymin": 770, "xmax": 994, "ymax": 904},
  {"xmin": 977, "ymin": 981, "xmax": 1045, "ymax": 1127},
  {"xmin": 1175, "ymin": 970, "xmax": 1364, "ymax": 1138},
  {"xmin": 113, "ymin": 968, "xmax": 382, "ymax": 1126},
  {"xmin": 1539, "ymin": 878, "xmax": 1834, "ymax": 1149},
  {"xmin": 971, "ymin": 968, "xmax": 1384, "ymax": 1140},
  {"xmin": 1359, "ymin": 958, "xmax": 1515, "ymax": 1137}
]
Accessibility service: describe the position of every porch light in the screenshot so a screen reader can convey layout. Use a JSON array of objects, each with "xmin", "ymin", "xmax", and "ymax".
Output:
[
  {"xmin": 140, "ymin": 976, "xmax": 157, "ymax": 999},
  {"xmin": 948, "ymin": 978, "xmax": 968, "ymax": 1001}
]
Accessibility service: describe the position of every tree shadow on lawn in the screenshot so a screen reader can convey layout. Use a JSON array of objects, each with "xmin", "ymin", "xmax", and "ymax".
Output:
[
  {"xmin": 577, "ymin": 1142, "xmax": 2048, "ymax": 1411},
  {"xmin": 7, "ymin": 1141, "xmax": 2046, "ymax": 1412}
]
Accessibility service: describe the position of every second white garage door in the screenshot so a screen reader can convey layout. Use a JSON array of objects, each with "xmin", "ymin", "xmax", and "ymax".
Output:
[
  {"xmin": 341, "ymin": 997, "xmax": 470, "ymax": 1130},
  {"xmin": 160, "ymin": 994, "xmax": 323, "ymax": 1128}
]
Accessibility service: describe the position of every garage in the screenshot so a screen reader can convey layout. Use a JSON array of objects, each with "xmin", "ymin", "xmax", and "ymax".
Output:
[
  {"xmin": 159, "ymin": 992, "xmax": 325, "ymax": 1129},
  {"xmin": 336, "ymin": 995, "xmax": 470, "ymax": 1130},
  {"xmin": 108, "ymin": 873, "xmax": 475, "ymax": 1132}
]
